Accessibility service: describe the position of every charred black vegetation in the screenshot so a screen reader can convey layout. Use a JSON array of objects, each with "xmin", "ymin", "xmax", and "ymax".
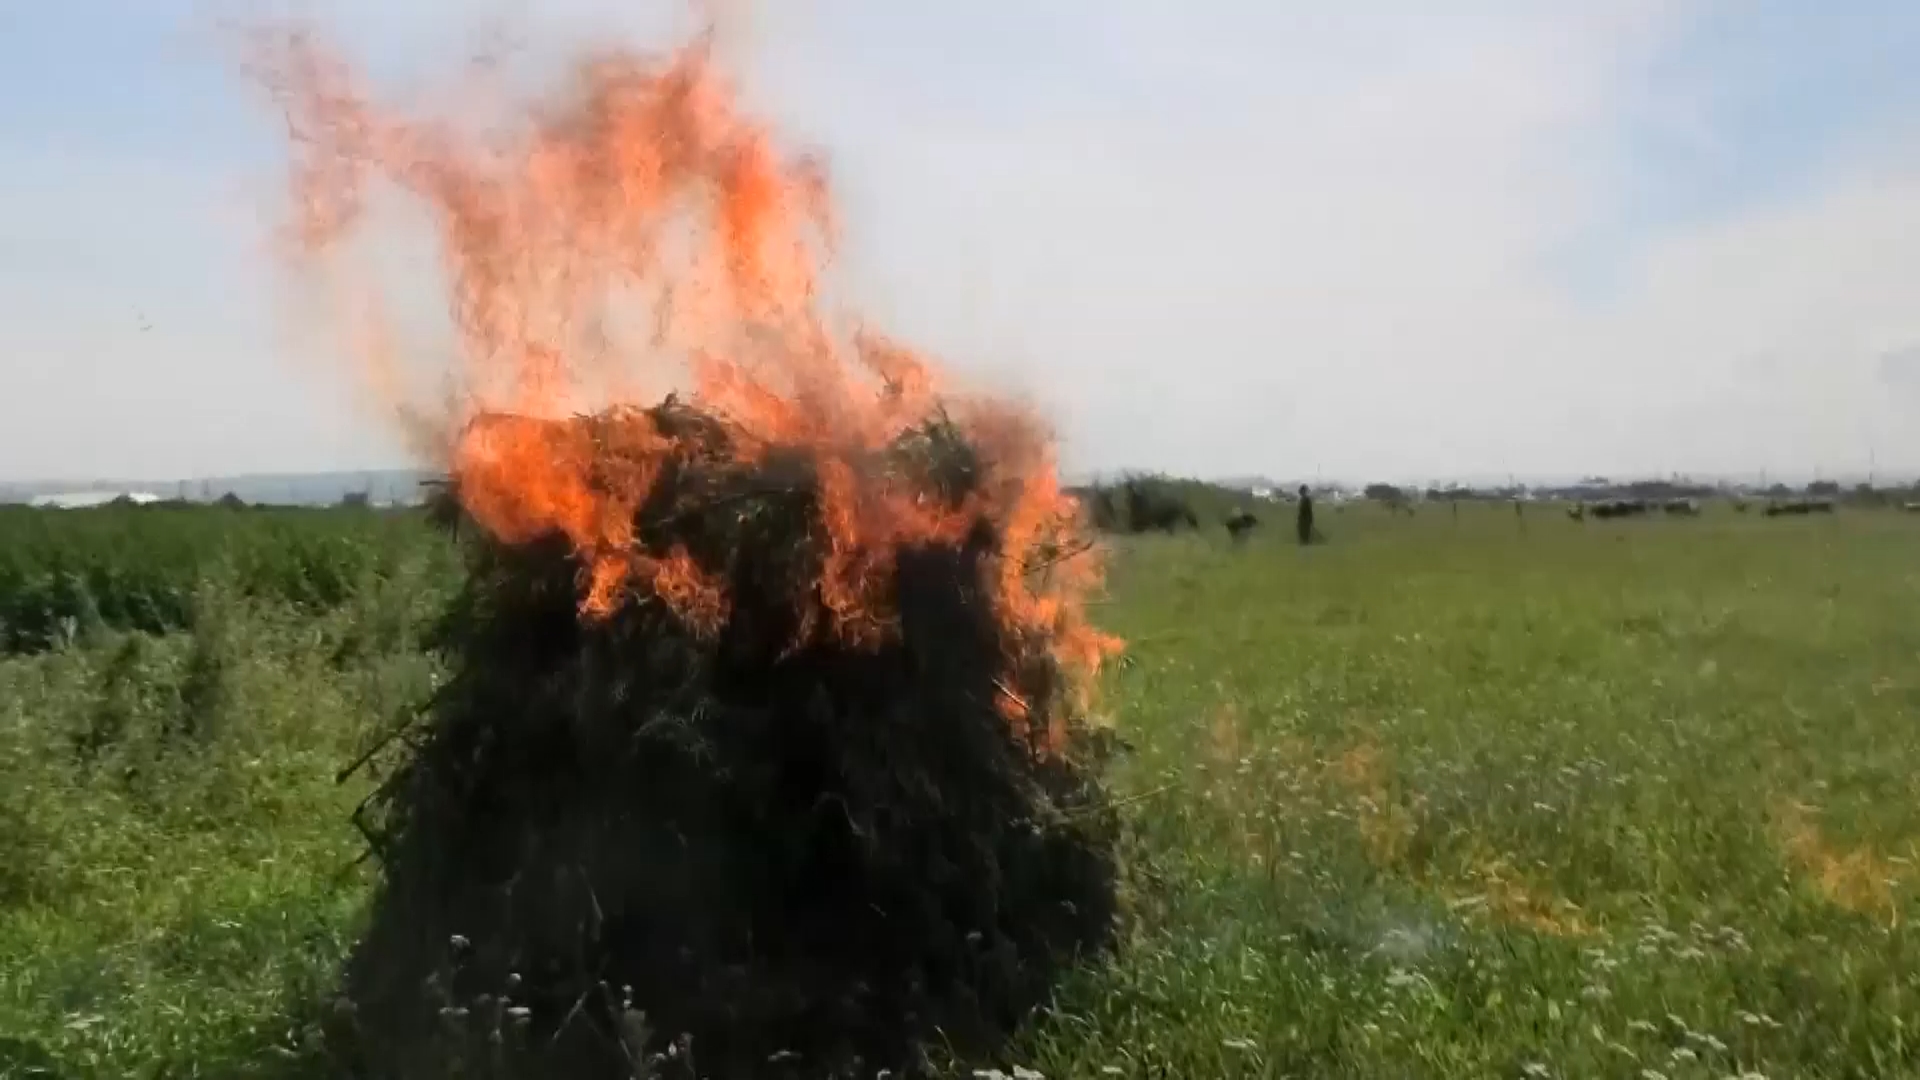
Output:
[{"xmin": 332, "ymin": 400, "xmax": 1121, "ymax": 1080}]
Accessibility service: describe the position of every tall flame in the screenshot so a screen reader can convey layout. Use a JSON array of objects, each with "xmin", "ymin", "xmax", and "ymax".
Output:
[{"xmin": 250, "ymin": 17, "xmax": 1120, "ymax": 731}]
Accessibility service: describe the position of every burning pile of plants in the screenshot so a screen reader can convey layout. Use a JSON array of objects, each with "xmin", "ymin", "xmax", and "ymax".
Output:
[{"xmin": 254, "ymin": 17, "xmax": 1123, "ymax": 1080}]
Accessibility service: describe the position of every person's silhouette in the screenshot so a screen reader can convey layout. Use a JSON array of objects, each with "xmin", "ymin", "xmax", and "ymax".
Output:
[{"xmin": 1295, "ymin": 485, "xmax": 1315, "ymax": 546}]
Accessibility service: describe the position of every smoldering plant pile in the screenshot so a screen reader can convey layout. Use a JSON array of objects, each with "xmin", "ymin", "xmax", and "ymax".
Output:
[{"xmin": 337, "ymin": 399, "xmax": 1121, "ymax": 1079}]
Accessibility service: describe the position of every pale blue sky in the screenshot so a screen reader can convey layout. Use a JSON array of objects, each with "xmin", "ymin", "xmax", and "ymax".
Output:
[{"xmin": 6, "ymin": 1, "xmax": 1920, "ymax": 483}]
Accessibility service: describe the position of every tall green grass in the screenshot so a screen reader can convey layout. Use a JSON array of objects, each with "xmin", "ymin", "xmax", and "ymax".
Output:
[
  {"xmin": 3, "ymin": 501, "xmax": 1919, "ymax": 1077},
  {"xmin": 1021, "ymin": 505, "xmax": 1920, "ymax": 1078},
  {"xmin": 0, "ymin": 505, "xmax": 453, "ymax": 655}
]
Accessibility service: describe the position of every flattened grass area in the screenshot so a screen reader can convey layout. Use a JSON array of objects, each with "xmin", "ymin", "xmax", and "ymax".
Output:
[{"xmin": 5, "ymin": 504, "xmax": 1920, "ymax": 1077}]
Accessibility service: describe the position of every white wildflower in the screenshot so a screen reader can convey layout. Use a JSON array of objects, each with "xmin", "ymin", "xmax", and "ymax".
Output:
[{"xmin": 1688, "ymin": 1031, "xmax": 1729, "ymax": 1053}]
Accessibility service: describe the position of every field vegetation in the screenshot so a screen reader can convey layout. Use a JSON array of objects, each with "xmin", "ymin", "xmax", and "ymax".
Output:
[{"xmin": 2, "ymin": 499, "xmax": 1918, "ymax": 1077}]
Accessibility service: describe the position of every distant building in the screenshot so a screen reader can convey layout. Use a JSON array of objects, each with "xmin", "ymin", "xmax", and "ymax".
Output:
[{"xmin": 28, "ymin": 491, "xmax": 163, "ymax": 509}]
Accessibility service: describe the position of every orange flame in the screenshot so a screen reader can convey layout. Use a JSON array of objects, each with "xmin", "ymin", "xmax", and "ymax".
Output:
[{"xmin": 248, "ymin": 17, "xmax": 1120, "ymax": 735}]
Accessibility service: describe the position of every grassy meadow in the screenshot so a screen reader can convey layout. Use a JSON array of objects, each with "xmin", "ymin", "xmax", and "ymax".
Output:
[{"xmin": 3, "ymin": 500, "xmax": 1920, "ymax": 1077}]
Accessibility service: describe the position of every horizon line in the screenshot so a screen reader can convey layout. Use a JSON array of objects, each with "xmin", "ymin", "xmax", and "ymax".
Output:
[{"xmin": 4, "ymin": 465, "xmax": 1917, "ymax": 494}]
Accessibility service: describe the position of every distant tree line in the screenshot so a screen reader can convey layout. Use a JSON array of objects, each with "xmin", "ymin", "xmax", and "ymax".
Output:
[{"xmin": 1074, "ymin": 475, "xmax": 1266, "ymax": 535}]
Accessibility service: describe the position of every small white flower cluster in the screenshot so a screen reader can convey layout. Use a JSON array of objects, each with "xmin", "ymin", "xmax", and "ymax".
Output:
[{"xmin": 973, "ymin": 1066, "xmax": 1046, "ymax": 1080}]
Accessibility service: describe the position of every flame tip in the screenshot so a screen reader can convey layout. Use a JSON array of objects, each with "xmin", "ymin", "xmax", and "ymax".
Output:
[{"xmin": 262, "ymin": 15, "xmax": 1111, "ymax": 738}]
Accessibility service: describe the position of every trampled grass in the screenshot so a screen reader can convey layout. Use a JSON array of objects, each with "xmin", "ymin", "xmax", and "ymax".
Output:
[{"xmin": 4, "ymin": 502, "xmax": 1920, "ymax": 1077}]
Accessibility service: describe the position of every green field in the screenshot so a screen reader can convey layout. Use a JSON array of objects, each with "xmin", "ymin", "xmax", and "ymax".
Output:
[{"xmin": 3, "ymin": 502, "xmax": 1919, "ymax": 1078}]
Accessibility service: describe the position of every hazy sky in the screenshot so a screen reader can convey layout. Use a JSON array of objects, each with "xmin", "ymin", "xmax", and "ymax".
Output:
[{"xmin": 6, "ymin": 1, "xmax": 1920, "ymax": 483}]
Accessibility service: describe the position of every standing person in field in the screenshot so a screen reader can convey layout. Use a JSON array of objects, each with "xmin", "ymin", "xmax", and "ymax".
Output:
[{"xmin": 1296, "ymin": 484, "xmax": 1315, "ymax": 546}]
